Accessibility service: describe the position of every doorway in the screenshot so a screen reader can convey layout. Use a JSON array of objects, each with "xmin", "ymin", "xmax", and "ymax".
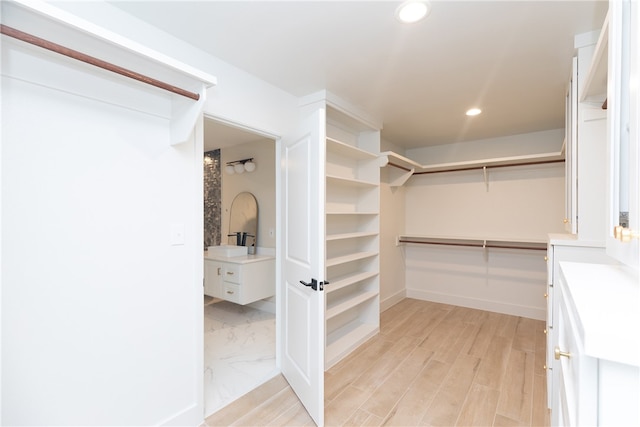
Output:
[{"xmin": 202, "ymin": 116, "xmax": 279, "ymax": 416}]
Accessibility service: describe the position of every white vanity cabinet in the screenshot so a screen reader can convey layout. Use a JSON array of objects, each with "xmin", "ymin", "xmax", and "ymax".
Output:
[
  {"xmin": 204, "ymin": 254, "xmax": 275, "ymax": 305},
  {"xmin": 552, "ymin": 261, "xmax": 639, "ymax": 426}
]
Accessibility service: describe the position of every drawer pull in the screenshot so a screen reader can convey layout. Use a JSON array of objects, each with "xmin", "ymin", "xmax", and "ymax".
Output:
[
  {"xmin": 226, "ymin": 290, "xmax": 235, "ymax": 295},
  {"xmin": 226, "ymin": 271, "xmax": 235, "ymax": 276},
  {"xmin": 563, "ymin": 218, "xmax": 569, "ymax": 224},
  {"xmin": 544, "ymin": 256, "xmax": 548, "ymax": 261},
  {"xmin": 543, "ymin": 329, "xmax": 547, "ymax": 334},
  {"xmin": 554, "ymin": 347, "xmax": 571, "ymax": 360},
  {"xmin": 544, "ymin": 293, "xmax": 548, "ymax": 299}
]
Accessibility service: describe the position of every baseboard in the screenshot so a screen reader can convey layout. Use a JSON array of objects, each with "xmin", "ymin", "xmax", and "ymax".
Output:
[
  {"xmin": 406, "ymin": 288, "xmax": 545, "ymax": 320},
  {"xmin": 380, "ymin": 289, "xmax": 406, "ymax": 312}
]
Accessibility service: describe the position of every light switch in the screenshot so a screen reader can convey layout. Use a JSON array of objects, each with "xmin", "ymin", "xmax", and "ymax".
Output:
[{"xmin": 171, "ymin": 223, "xmax": 185, "ymax": 246}]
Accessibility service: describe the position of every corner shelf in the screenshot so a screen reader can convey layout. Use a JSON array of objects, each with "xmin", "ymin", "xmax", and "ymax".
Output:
[{"xmin": 380, "ymin": 150, "xmax": 565, "ymax": 186}]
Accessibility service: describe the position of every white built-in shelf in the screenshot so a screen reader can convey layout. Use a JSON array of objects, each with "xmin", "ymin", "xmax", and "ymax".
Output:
[
  {"xmin": 326, "ymin": 211, "xmax": 378, "ymax": 216},
  {"xmin": 324, "ymin": 101, "xmax": 380, "ymax": 371},
  {"xmin": 380, "ymin": 150, "xmax": 565, "ymax": 186},
  {"xmin": 325, "ymin": 271, "xmax": 378, "ymax": 293},
  {"xmin": 397, "ymin": 235, "xmax": 547, "ymax": 251},
  {"xmin": 580, "ymin": 11, "xmax": 609, "ymax": 104},
  {"xmin": 326, "ymin": 321, "xmax": 378, "ymax": 363},
  {"xmin": 326, "ymin": 137, "xmax": 378, "ymax": 160},
  {"xmin": 326, "ymin": 290, "xmax": 378, "ymax": 320},
  {"xmin": 326, "ymin": 251, "xmax": 378, "ymax": 267},
  {"xmin": 326, "ymin": 231, "xmax": 378, "ymax": 241},
  {"xmin": 326, "ymin": 175, "xmax": 378, "ymax": 187}
]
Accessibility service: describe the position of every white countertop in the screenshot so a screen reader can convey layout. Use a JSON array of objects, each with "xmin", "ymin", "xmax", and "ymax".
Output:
[
  {"xmin": 548, "ymin": 233, "xmax": 606, "ymax": 248},
  {"xmin": 204, "ymin": 251, "xmax": 274, "ymax": 264},
  {"xmin": 559, "ymin": 261, "xmax": 640, "ymax": 366}
]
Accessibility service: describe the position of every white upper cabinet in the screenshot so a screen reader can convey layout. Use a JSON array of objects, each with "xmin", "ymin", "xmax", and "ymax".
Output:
[{"xmin": 606, "ymin": 0, "xmax": 639, "ymax": 267}]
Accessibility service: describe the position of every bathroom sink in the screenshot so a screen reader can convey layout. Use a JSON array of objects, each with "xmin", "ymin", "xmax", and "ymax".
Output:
[{"xmin": 207, "ymin": 245, "xmax": 248, "ymax": 257}]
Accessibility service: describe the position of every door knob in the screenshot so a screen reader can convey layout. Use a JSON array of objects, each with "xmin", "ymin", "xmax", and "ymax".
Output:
[
  {"xmin": 554, "ymin": 347, "xmax": 571, "ymax": 360},
  {"xmin": 614, "ymin": 225, "xmax": 639, "ymax": 243}
]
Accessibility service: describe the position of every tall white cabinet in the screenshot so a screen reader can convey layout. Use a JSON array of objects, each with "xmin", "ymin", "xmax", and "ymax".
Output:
[
  {"xmin": 549, "ymin": 0, "xmax": 640, "ymax": 425},
  {"xmin": 323, "ymin": 103, "xmax": 381, "ymax": 370}
]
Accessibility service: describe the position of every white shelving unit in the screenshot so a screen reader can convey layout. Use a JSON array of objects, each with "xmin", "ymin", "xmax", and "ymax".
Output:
[
  {"xmin": 324, "ymin": 107, "xmax": 381, "ymax": 370},
  {"xmin": 379, "ymin": 150, "xmax": 565, "ymax": 187}
]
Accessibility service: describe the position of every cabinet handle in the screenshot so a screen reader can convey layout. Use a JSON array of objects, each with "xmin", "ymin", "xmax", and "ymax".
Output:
[
  {"xmin": 543, "ymin": 329, "xmax": 547, "ymax": 334},
  {"xmin": 217, "ymin": 267, "xmax": 221, "ymax": 275},
  {"xmin": 563, "ymin": 218, "xmax": 569, "ymax": 224},
  {"xmin": 544, "ymin": 256, "xmax": 548, "ymax": 261},
  {"xmin": 554, "ymin": 347, "xmax": 571, "ymax": 360},
  {"xmin": 544, "ymin": 293, "xmax": 548, "ymax": 298},
  {"xmin": 226, "ymin": 271, "xmax": 235, "ymax": 276},
  {"xmin": 226, "ymin": 290, "xmax": 234, "ymax": 295}
]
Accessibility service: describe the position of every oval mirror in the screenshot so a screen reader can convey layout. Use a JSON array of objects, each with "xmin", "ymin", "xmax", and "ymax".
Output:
[{"xmin": 228, "ymin": 192, "xmax": 258, "ymax": 249}]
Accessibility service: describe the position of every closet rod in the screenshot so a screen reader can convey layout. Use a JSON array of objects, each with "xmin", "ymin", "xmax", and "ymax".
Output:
[
  {"xmin": 412, "ymin": 158, "xmax": 565, "ymax": 175},
  {"xmin": 398, "ymin": 239, "xmax": 547, "ymax": 251},
  {"xmin": 0, "ymin": 24, "xmax": 200, "ymax": 101},
  {"xmin": 388, "ymin": 162, "xmax": 413, "ymax": 172}
]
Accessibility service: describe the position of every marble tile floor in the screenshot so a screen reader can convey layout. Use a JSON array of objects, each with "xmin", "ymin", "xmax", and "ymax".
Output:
[{"xmin": 204, "ymin": 296, "xmax": 277, "ymax": 417}]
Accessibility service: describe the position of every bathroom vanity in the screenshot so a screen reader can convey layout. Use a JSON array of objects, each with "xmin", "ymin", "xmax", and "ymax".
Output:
[{"xmin": 204, "ymin": 251, "xmax": 275, "ymax": 305}]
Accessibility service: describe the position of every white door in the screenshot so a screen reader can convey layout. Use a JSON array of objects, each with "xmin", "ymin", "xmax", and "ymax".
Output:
[
  {"xmin": 280, "ymin": 106, "xmax": 326, "ymax": 426},
  {"xmin": 607, "ymin": 0, "xmax": 639, "ymax": 267}
]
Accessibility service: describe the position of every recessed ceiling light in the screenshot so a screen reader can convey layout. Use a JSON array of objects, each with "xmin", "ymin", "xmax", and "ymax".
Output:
[
  {"xmin": 395, "ymin": 0, "xmax": 431, "ymax": 24},
  {"xmin": 466, "ymin": 108, "xmax": 482, "ymax": 116}
]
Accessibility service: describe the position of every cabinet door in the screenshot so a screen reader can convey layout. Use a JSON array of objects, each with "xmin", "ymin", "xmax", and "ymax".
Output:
[
  {"xmin": 204, "ymin": 260, "xmax": 222, "ymax": 297},
  {"xmin": 607, "ymin": 0, "xmax": 639, "ymax": 267}
]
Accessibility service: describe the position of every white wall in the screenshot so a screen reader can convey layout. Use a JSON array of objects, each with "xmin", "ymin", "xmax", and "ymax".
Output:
[
  {"xmin": 405, "ymin": 163, "xmax": 566, "ymax": 241},
  {"xmin": 50, "ymin": 1, "xmax": 299, "ymax": 138},
  {"xmin": 400, "ymin": 133, "xmax": 566, "ymax": 320},
  {"xmin": 378, "ymin": 138, "xmax": 407, "ymax": 311},
  {"xmin": 379, "ymin": 169, "xmax": 407, "ymax": 311},
  {"xmin": 2, "ymin": 2, "xmax": 298, "ymax": 425},
  {"xmin": 407, "ymin": 129, "xmax": 563, "ymax": 165},
  {"xmin": 221, "ymin": 141, "xmax": 277, "ymax": 250}
]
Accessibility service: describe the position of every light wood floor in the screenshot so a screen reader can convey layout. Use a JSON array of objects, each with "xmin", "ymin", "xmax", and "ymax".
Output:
[{"xmin": 203, "ymin": 298, "xmax": 550, "ymax": 426}]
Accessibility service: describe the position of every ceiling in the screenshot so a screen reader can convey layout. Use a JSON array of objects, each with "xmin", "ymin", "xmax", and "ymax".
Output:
[{"xmin": 111, "ymin": 0, "xmax": 608, "ymax": 150}]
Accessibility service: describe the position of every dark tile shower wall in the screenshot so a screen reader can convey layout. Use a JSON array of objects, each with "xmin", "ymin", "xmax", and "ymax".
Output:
[{"xmin": 204, "ymin": 150, "xmax": 221, "ymax": 249}]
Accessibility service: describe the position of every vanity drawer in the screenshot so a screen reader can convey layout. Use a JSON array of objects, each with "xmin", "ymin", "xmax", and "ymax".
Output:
[
  {"xmin": 222, "ymin": 264, "xmax": 242, "ymax": 284},
  {"xmin": 222, "ymin": 283, "xmax": 241, "ymax": 303}
]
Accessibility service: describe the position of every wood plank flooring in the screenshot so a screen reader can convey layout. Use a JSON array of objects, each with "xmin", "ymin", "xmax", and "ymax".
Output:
[{"xmin": 203, "ymin": 298, "xmax": 550, "ymax": 426}]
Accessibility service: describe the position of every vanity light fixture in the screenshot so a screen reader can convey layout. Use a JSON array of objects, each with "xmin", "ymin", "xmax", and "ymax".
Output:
[
  {"xmin": 395, "ymin": 0, "xmax": 431, "ymax": 24},
  {"xmin": 225, "ymin": 158, "xmax": 256, "ymax": 175},
  {"xmin": 466, "ymin": 108, "xmax": 482, "ymax": 116}
]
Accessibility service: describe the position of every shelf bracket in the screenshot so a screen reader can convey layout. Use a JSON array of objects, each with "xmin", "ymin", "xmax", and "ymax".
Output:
[{"xmin": 483, "ymin": 166, "xmax": 489, "ymax": 191}]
